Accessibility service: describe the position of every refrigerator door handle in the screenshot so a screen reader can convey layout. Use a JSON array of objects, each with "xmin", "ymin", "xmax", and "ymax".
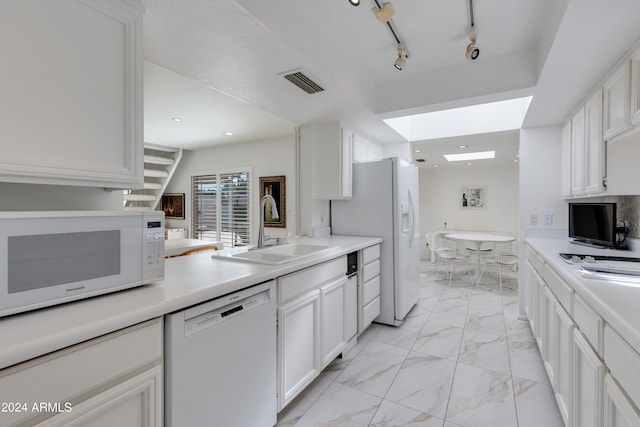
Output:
[{"xmin": 408, "ymin": 188, "xmax": 415, "ymax": 248}]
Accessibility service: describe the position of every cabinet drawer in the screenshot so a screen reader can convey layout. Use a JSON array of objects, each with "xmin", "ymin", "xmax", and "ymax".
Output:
[
  {"xmin": 362, "ymin": 245, "xmax": 380, "ymax": 264},
  {"xmin": 604, "ymin": 325, "xmax": 640, "ymax": 408},
  {"xmin": 574, "ymin": 293, "xmax": 604, "ymax": 356},
  {"xmin": 363, "ymin": 276, "xmax": 380, "ymax": 306},
  {"xmin": 363, "ymin": 259, "xmax": 380, "ymax": 283},
  {"xmin": 279, "ymin": 256, "xmax": 346, "ymax": 303},
  {"xmin": 544, "ymin": 266, "xmax": 573, "ymax": 314},
  {"xmin": 0, "ymin": 319, "xmax": 162, "ymax": 426},
  {"xmin": 363, "ymin": 296, "xmax": 380, "ymax": 327}
]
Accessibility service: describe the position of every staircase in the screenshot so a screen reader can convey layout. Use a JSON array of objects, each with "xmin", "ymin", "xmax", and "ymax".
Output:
[{"xmin": 123, "ymin": 143, "xmax": 183, "ymax": 211}]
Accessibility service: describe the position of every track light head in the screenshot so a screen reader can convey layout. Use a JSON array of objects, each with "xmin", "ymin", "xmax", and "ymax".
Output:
[
  {"xmin": 465, "ymin": 25, "xmax": 479, "ymax": 60},
  {"xmin": 465, "ymin": 40, "xmax": 480, "ymax": 60},
  {"xmin": 394, "ymin": 43, "xmax": 408, "ymax": 70}
]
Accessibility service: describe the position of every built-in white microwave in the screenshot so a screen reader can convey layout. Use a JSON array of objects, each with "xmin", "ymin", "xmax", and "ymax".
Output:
[{"xmin": 0, "ymin": 211, "xmax": 165, "ymax": 318}]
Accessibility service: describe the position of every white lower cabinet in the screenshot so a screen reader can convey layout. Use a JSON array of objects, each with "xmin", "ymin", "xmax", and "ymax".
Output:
[
  {"xmin": 0, "ymin": 319, "xmax": 163, "ymax": 427},
  {"xmin": 321, "ymin": 277, "xmax": 347, "ymax": 367},
  {"xmin": 278, "ymin": 290, "xmax": 321, "ymax": 410},
  {"xmin": 277, "ymin": 256, "xmax": 347, "ymax": 411},
  {"xmin": 554, "ymin": 302, "xmax": 575, "ymax": 426},
  {"xmin": 359, "ymin": 244, "xmax": 381, "ymax": 335},
  {"xmin": 604, "ymin": 374, "xmax": 640, "ymax": 427},
  {"xmin": 573, "ymin": 328, "xmax": 605, "ymax": 427},
  {"xmin": 37, "ymin": 366, "xmax": 162, "ymax": 427}
]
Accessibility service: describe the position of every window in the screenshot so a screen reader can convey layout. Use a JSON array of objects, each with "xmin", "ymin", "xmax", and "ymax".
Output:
[{"xmin": 191, "ymin": 171, "xmax": 250, "ymax": 248}]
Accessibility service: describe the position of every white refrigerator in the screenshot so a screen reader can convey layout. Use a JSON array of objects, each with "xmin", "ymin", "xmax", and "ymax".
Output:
[{"xmin": 331, "ymin": 157, "xmax": 420, "ymax": 326}]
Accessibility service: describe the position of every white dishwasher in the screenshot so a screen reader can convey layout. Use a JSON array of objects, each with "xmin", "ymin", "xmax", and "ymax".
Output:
[{"xmin": 165, "ymin": 280, "xmax": 276, "ymax": 427}]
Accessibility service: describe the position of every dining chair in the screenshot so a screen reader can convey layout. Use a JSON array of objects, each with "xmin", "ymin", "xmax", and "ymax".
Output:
[
  {"xmin": 433, "ymin": 235, "xmax": 473, "ymax": 286},
  {"xmin": 478, "ymin": 241, "xmax": 518, "ymax": 293}
]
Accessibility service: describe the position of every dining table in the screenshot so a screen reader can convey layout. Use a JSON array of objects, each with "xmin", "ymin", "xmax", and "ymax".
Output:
[{"xmin": 445, "ymin": 232, "xmax": 516, "ymax": 284}]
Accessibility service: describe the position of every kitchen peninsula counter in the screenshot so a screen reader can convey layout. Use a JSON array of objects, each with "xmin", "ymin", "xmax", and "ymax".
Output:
[{"xmin": 0, "ymin": 235, "xmax": 381, "ymax": 370}]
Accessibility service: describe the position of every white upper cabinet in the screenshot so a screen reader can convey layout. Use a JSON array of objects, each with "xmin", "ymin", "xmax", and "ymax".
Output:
[
  {"xmin": 584, "ymin": 90, "xmax": 605, "ymax": 194},
  {"xmin": 0, "ymin": 0, "xmax": 144, "ymax": 188},
  {"xmin": 302, "ymin": 122, "xmax": 353, "ymax": 200},
  {"xmin": 561, "ymin": 121, "xmax": 572, "ymax": 198},
  {"xmin": 630, "ymin": 45, "xmax": 640, "ymax": 125},
  {"xmin": 571, "ymin": 107, "xmax": 586, "ymax": 197},
  {"xmin": 603, "ymin": 59, "xmax": 631, "ymax": 140}
]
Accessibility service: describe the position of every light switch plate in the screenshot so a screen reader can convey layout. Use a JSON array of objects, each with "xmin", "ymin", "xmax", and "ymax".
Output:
[
  {"xmin": 528, "ymin": 214, "xmax": 538, "ymax": 226},
  {"xmin": 544, "ymin": 213, "xmax": 553, "ymax": 225}
]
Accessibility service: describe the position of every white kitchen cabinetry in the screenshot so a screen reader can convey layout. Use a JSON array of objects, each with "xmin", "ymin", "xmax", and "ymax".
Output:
[
  {"xmin": 0, "ymin": 319, "xmax": 163, "ymax": 427},
  {"xmin": 353, "ymin": 133, "xmax": 383, "ymax": 163},
  {"xmin": 573, "ymin": 329, "xmax": 605, "ymax": 427},
  {"xmin": 561, "ymin": 121, "xmax": 573, "ymax": 198},
  {"xmin": 0, "ymin": 0, "xmax": 144, "ymax": 189},
  {"xmin": 584, "ymin": 90, "xmax": 605, "ymax": 194},
  {"xmin": 277, "ymin": 256, "xmax": 347, "ymax": 410},
  {"xmin": 302, "ymin": 122, "xmax": 353, "ymax": 200},
  {"xmin": 631, "ymin": 46, "xmax": 640, "ymax": 125},
  {"xmin": 359, "ymin": 244, "xmax": 381, "ymax": 334},
  {"xmin": 562, "ymin": 90, "xmax": 605, "ymax": 198},
  {"xmin": 571, "ymin": 107, "xmax": 587, "ymax": 197},
  {"xmin": 554, "ymin": 302, "xmax": 575, "ymax": 426},
  {"xmin": 277, "ymin": 289, "xmax": 321, "ymax": 410},
  {"xmin": 603, "ymin": 60, "xmax": 631, "ymax": 141},
  {"xmin": 542, "ymin": 287, "xmax": 557, "ymax": 386},
  {"xmin": 321, "ymin": 277, "xmax": 347, "ymax": 367},
  {"xmin": 604, "ymin": 374, "xmax": 640, "ymax": 427}
]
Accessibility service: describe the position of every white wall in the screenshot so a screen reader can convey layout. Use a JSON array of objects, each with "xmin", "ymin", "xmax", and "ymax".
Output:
[
  {"xmin": 519, "ymin": 125, "xmax": 567, "ymax": 239},
  {"xmin": 419, "ymin": 162, "xmax": 519, "ymax": 260},
  {"xmin": 165, "ymin": 136, "xmax": 297, "ymax": 244}
]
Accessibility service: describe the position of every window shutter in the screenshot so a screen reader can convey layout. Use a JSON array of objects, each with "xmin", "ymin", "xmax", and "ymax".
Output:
[{"xmin": 191, "ymin": 171, "xmax": 250, "ymax": 248}]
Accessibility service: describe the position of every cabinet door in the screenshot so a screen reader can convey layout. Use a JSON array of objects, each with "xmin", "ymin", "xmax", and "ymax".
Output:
[
  {"xmin": 543, "ymin": 287, "xmax": 557, "ymax": 385},
  {"xmin": 278, "ymin": 290, "xmax": 321, "ymax": 410},
  {"xmin": 631, "ymin": 46, "xmax": 640, "ymax": 125},
  {"xmin": 555, "ymin": 301, "xmax": 576, "ymax": 427},
  {"xmin": 573, "ymin": 329, "xmax": 604, "ymax": 427},
  {"xmin": 603, "ymin": 60, "xmax": 631, "ymax": 140},
  {"xmin": 340, "ymin": 127, "xmax": 353, "ymax": 199},
  {"xmin": 585, "ymin": 90, "xmax": 605, "ymax": 194},
  {"xmin": 0, "ymin": 0, "xmax": 144, "ymax": 188},
  {"xmin": 604, "ymin": 374, "xmax": 640, "ymax": 427},
  {"xmin": 37, "ymin": 366, "xmax": 162, "ymax": 427},
  {"xmin": 561, "ymin": 121, "xmax": 573, "ymax": 198},
  {"xmin": 571, "ymin": 107, "xmax": 586, "ymax": 196},
  {"xmin": 321, "ymin": 277, "xmax": 347, "ymax": 367}
]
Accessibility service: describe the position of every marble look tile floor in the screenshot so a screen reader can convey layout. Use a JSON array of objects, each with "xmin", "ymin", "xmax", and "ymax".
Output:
[{"xmin": 276, "ymin": 261, "xmax": 565, "ymax": 427}]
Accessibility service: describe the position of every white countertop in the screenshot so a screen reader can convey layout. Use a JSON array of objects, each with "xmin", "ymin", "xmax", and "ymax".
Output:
[
  {"xmin": 526, "ymin": 237, "xmax": 640, "ymax": 354},
  {"xmin": 0, "ymin": 235, "xmax": 381, "ymax": 370}
]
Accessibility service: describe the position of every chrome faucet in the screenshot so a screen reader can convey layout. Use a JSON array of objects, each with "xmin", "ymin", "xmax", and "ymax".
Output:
[{"xmin": 258, "ymin": 194, "xmax": 279, "ymax": 248}]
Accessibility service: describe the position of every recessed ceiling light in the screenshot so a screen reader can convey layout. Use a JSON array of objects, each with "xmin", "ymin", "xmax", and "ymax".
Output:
[
  {"xmin": 414, "ymin": 149, "xmax": 422, "ymax": 153},
  {"xmin": 171, "ymin": 117, "xmax": 183, "ymax": 122},
  {"xmin": 467, "ymin": 162, "xmax": 473, "ymax": 166},
  {"xmin": 513, "ymin": 159, "xmax": 520, "ymax": 163},
  {"xmin": 224, "ymin": 131, "xmax": 234, "ymax": 136},
  {"xmin": 432, "ymin": 165, "xmax": 439, "ymax": 168},
  {"xmin": 444, "ymin": 150, "xmax": 495, "ymax": 162},
  {"xmin": 457, "ymin": 144, "xmax": 469, "ymax": 149}
]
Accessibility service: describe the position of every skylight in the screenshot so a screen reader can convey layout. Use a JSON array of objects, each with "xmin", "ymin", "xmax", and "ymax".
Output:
[
  {"xmin": 444, "ymin": 150, "xmax": 495, "ymax": 162},
  {"xmin": 383, "ymin": 96, "xmax": 532, "ymax": 141}
]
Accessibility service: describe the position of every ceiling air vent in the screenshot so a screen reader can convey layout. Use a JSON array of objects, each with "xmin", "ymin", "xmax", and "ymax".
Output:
[
  {"xmin": 282, "ymin": 70, "xmax": 324, "ymax": 94},
  {"xmin": 415, "ymin": 158, "xmax": 426, "ymax": 163}
]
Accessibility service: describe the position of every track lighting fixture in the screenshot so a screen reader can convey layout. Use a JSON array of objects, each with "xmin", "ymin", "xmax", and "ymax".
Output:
[
  {"xmin": 465, "ymin": 30, "xmax": 480, "ymax": 60},
  {"xmin": 465, "ymin": 0, "xmax": 480, "ymax": 60},
  {"xmin": 348, "ymin": 0, "xmax": 360, "ymax": 6},
  {"xmin": 394, "ymin": 43, "xmax": 408, "ymax": 70}
]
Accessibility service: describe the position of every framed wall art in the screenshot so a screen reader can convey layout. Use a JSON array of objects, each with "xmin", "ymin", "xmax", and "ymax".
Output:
[
  {"xmin": 259, "ymin": 175, "xmax": 286, "ymax": 228},
  {"xmin": 161, "ymin": 193, "xmax": 185, "ymax": 219},
  {"xmin": 461, "ymin": 186, "xmax": 486, "ymax": 209}
]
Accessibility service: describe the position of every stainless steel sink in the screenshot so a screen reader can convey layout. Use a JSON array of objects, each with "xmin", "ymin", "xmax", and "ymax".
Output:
[{"xmin": 212, "ymin": 243, "xmax": 333, "ymax": 265}]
